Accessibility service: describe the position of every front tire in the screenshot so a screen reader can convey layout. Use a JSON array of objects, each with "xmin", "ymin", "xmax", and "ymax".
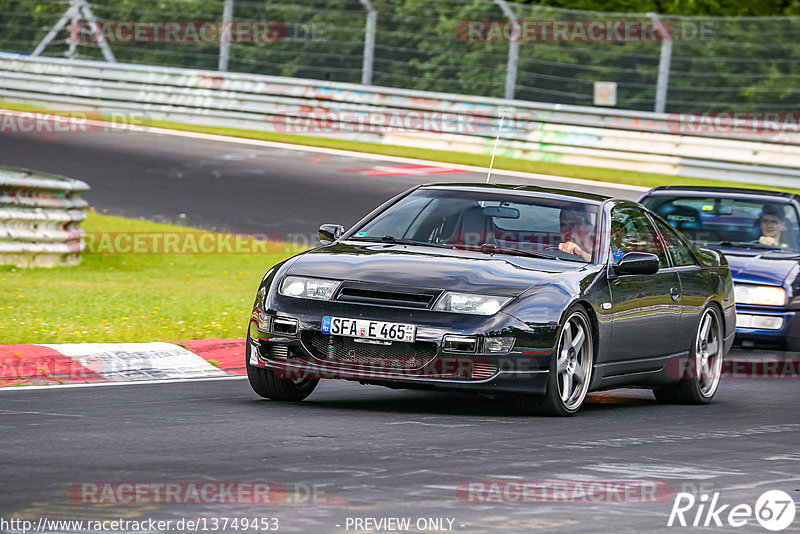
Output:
[
  {"xmin": 517, "ymin": 306, "xmax": 594, "ymax": 416},
  {"xmin": 246, "ymin": 337, "xmax": 318, "ymax": 401},
  {"xmin": 653, "ymin": 305, "xmax": 723, "ymax": 405}
]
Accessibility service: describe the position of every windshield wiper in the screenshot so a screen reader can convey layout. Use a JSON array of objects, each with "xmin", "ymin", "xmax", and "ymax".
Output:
[
  {"xmin": 702, "ymin": 240, "xmax": 780, "ymax": 251},
  {"xmin": 349, "ymin": 235, "xmax": 452, "ymax": 248},
  {"xmin": 459, "ymin": 243, "xmax": 564, "ymax": 261},
  {"xmin": 762, "ymin": 249, "xmax": 800, "ymax": 259}
]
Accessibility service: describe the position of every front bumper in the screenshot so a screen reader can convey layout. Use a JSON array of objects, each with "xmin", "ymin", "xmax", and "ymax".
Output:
[
  {"xmin": 247, "ymin": 297, "xmax": 556, "ymax": 395},
  {"xmin": 734, "ymin": 305, "xmax": 800, "ymax": 351},
  {"xmin": 249, "ymin": 341, "xmax": 550, "ymax": 395}
]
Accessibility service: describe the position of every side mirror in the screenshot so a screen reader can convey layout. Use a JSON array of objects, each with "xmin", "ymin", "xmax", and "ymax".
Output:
[
  {"xmin": 613, "ymin": 252, "xmax": 660, "ymax": 276},
  {"xmin": 318, "ymin": 224, "xmax": 345, "ymax": 244}
]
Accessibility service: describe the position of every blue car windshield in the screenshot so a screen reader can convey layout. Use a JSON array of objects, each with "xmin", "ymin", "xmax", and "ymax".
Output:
[
  {"xmin": 642, "ymin": 195, "xmax": 800, "ymax": 253},
  {"xmin": 348, "ymin": 189, "xmax": 601, "ymax": 262}
]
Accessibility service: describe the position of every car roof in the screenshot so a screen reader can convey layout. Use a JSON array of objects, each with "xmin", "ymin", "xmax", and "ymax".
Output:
[
  {"xmin": 419, "ymin": 182, "xmax": 610, "ymax": 204},
  {"xmin": 644, "ymin": 185, "xmax": 799, "ymax": 201}
]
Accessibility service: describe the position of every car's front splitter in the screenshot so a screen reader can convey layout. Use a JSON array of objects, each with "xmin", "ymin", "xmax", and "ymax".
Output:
[{"xmin": 248, "ymin": 337, "xmax": 552, "ymax": 395}]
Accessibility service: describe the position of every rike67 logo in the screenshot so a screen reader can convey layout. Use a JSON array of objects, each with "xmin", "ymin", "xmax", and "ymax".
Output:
[{"xmin": 668, "ymin": 490, "xmax": 796, "ymax": 531}]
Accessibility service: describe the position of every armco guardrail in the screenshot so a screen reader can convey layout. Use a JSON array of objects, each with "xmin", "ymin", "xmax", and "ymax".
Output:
[
  {"xmin": 0, "ymin": 166, "xmax": 88, "ymax": 267},
  {"xmin": 1, "ymin": 53, "xmax": 799, "ymax": 188}
]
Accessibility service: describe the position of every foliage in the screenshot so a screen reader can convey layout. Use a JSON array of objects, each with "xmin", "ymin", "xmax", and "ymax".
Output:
[{"xmin": 1, "ymin": 1, "xmax": 798, "ymax": 110}]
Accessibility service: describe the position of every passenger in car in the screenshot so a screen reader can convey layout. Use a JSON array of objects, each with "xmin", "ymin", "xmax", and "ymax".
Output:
[
  {"xmin": 757, "ymin": 204, "xmax": 788, "ymax": 247},
  {"xmin": 558, "ymin": 206, "xmax": 594, "ymax": 261}
]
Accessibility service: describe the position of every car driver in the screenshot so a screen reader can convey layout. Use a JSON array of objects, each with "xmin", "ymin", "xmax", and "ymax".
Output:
[
  {"xmin": 758, "ymin": 205, "xmax": 788, "ymax": 247},
  {"xmin": 558, "ymin": 207, "xmax": 594, "ymax": 262}
]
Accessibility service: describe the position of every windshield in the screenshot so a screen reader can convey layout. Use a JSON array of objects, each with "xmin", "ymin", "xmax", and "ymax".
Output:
[
  {"xmin": 641, "ymin": 195, "xmax": 800, "ymax": 253},
  {"xmin": 348, "ymin": 189, "xmax": 601, "ymax": 262}
]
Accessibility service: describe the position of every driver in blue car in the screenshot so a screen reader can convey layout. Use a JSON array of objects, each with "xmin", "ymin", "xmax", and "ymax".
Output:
[
  {"xmin": 758, "ymin": 204, "xmax": 789, "ymax": 247},
  {"xmin": 558, "ymin": 206, "xmax": 594, "ymax": 262}
]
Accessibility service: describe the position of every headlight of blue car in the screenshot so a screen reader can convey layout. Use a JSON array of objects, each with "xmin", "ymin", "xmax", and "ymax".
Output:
[{"xmin": 734, "ymin": 284, "xmax": 786, "ymax": 306}]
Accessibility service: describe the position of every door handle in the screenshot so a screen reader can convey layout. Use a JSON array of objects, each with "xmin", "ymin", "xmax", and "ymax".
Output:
[{"xmin": 670, "ymin": 287, "xmax": 680, "ymax": 301}]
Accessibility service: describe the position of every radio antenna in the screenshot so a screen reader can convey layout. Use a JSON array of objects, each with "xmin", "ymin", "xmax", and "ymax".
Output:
[{"xmin": 486, "ymin": 110, "xmax": 506, "ymax": 184}]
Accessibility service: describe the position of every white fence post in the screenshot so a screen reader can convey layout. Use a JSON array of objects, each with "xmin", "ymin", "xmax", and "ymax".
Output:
[
  {"xmin": 648, "ymin": 12, "xmax": 672, "ymax": 114},
  {"xmin": 32, "ymin": 0, "xmax": 80, "ymax": 57},
  {"xmin": 494, "ymin": 0, "xmax": 519, "ymax": 100},
  {"xmin": 32, "ymin": 0, "xmax": 115, "ymax": 62},
  {"xmin": 78, "ymin": 0, "xmax": 116, "ymax": 62},
  {"xmin": 359, "ymin": 0, "xmax": 377, "ymax": 86},
  {"xmin": 218, "ymin": 0, "xmax": 234, "ymax": 72}
]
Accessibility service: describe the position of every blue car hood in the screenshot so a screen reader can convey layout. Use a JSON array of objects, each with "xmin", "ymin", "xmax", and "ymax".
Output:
[{"xmin": 724, "ymin": 253, "xmax": 798, "ymax": 287}]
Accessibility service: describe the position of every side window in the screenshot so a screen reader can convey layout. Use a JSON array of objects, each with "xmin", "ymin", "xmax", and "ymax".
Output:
[
  {"xmin": 653, "ymin": 217, "xmax": 697, "ymax": 267},
  {"xmin": 610, "ymin": 207, "xmax": 668, "ymax": 267}
]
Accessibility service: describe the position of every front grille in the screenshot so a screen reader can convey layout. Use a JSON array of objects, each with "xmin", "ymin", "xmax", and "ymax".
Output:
[
  {"xmin": 334, "ymin": 283, "xmax": 440, "ymax": 309},
  {"xmin": 302, "ymin": 332, "xmax": 437, "ymax": 370}
]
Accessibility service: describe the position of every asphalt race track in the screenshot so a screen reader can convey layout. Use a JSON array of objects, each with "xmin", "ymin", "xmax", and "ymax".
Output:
[
  {"xmin": 1, "ymin": 128, "xmax": 799, "ymax": 533},
  {"xmin": 1, "ymin": 380, "xmax": 799, "ymax": 533},
  {"xmin": 0, "ymin": 128, "xmax": 639, "ymax": 238}
]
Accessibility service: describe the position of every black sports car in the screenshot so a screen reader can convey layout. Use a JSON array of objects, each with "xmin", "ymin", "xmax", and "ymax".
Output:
[{"xmin": 247, "ymin": 183, "xmax": 735, "ymax": 415}]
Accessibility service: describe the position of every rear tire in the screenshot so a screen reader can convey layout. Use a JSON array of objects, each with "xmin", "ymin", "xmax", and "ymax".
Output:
[
  {"xmin": 653, "ymin": 305, "xmax": 723, "ymax": 405},
  {"xmin": 246, "ymin": 337, "xmax": 318, "ymax": 401},
  {"xmin": 517, "ymin": 306, "xmax": 594, "ymax": 416}
]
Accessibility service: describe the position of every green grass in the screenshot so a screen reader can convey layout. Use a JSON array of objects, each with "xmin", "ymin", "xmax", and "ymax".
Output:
[
  {"xmin": 3, "ymin": 100, "xmax": 799, "ymax": 195},
  {"xmin": 0, "ymin": 213, "xmax": 301, "ymax": 344}
]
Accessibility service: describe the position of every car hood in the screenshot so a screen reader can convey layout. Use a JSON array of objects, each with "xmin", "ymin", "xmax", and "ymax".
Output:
[
  {"xmin": 724, "ymin": 252, "xmax": 798, "ymax": 286},
  {"xmin": 285, "ymin": 242, "xmax": 588, "ymax": 297}
]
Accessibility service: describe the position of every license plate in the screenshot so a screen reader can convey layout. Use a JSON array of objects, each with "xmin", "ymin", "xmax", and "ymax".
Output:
[{"xmin": 322, "ymin": 316, "xmax": 416, "ymax": 343}]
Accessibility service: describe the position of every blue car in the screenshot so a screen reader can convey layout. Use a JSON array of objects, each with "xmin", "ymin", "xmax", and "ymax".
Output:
[{"xmin": 639, "ymin": 186, "xmax": 800, "ymax": 351}]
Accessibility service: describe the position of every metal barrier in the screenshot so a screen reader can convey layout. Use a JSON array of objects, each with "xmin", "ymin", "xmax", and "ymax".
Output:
[
  {"xmin": 7, "ymin": 1, "xmax": 800, "ymax": 113},
  {"xmin": 1, "ymin": 53, "xmax": 799, "ymax": 188},
  {"xmin": 0, "ymin": 166, "xmax": 89, "ymax": 267}
]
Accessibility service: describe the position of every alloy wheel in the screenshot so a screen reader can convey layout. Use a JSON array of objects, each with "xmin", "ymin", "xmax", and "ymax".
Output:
[{"xmin": 556, "ymin": 311, "xmax": 593, "ymax": 410}]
